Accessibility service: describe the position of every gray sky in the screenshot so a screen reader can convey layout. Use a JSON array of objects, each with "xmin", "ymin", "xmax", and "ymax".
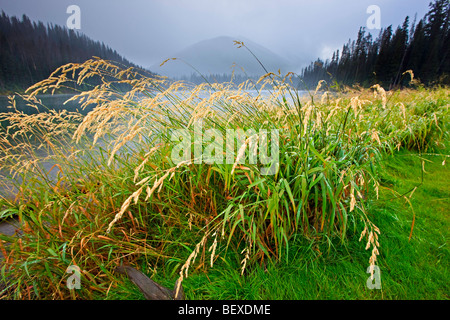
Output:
[{"xmin": 0, "ymin": 0, "xmax": 431, "ymax": 70}]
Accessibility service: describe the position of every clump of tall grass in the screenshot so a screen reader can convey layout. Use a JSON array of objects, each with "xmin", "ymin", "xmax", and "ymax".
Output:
[{"xmin": 0, "ymin": 58, "xmax": 448, "ymax": 299}]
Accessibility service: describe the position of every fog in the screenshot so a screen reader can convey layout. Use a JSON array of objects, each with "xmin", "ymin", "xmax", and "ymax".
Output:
[{"xmin": 0, "ymin": 0, "xmax": 431, "ymax": 73}]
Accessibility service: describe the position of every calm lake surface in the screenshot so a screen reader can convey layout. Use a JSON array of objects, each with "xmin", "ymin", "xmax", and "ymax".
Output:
[
  {"xmin": 0, "ymin": 89, "xmax": 308, "ymax": 200},
  {"xmin": 0, "ymin": 94, "xmax": 90, "ymax": 114},
  {"xmin": 0, "ymin": 89, "xmax": 309, "ymax": 113}
]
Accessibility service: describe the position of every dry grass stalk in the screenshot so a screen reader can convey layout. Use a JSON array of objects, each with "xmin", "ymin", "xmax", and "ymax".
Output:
[
  {"xmin": 302, "ymin": 102, "xmax": 313, "ymax": 135},
  {"xmin": 175, "ymin": 233, "xmax": 209, "ymax": 296},
  {"xmin": 359, "ymin": 223, "xmax": 381, "ymax": 279},
  {"xmin": 350, "ymin": 186, "xmax": 357, "ymax": 212},
  {"xmin": 314, "ymin": 80, "xmax": 326, "ymax": 95},
  {"xmin": 240, "ymin": 241, "xmax": 252, "ymax": 275},
  {"xmin": 231, "ymin": 134, "xmax": 258, "ymax": 175},
  {"xmin": 371, "ymin": 84, "xmax": 387, "ymax": 109},
  {"xmin": 208, "ymin": 232, "xmax": 218, "ymax": 268}
]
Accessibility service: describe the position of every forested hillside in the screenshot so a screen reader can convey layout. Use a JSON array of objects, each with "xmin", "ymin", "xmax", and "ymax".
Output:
[
  {"xmin": 300, "ymin": 0, "xmax": 450, "ymax": 89},
  {"xmin": 0, "ymin": 12, "xmax": 144, "ymax": 93}
]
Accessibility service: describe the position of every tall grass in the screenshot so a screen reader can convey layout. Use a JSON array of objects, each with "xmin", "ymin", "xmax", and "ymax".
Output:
[{"xmin": 0, "ymin": 58, "xmax": 448, "ymax": 299}]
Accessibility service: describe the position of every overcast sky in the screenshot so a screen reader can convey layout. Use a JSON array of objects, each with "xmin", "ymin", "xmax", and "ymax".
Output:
[{"xmin": 0, "ymin": 0, "xmax": 431, "ymax": 70}]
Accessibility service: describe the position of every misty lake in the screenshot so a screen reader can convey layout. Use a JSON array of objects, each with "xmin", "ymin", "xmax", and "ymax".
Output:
[
  {"xmin": 0, "ymin": 89, "xmax": 308, "ymax": 113},
  {"xmin": 0, "ymin": 89, "xmax": 308, "ymax": 200}
]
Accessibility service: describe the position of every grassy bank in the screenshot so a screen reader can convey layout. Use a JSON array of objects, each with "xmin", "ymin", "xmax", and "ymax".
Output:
[
  {"xmin": 0, "ymin": 58, "xmax": 448, "ymax": 299},
  {"xmin": 175, "ymin": 150, "xmax": 449, "ymax": 300}
]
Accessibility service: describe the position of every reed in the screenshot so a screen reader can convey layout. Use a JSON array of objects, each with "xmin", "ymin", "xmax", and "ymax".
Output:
[{"xmin": 0, "ymin": 58, "xmax": 448, "ymax": 299}]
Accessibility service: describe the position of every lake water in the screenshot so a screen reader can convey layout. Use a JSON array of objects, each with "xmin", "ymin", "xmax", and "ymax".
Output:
[
  {"xmin": 0, "ymin": 94, "xmax": 92, "ymax": 114},
  {"xmin": 0, "ymin": 88, "xmax": 309, "ymax": 113},
  {"xmin": 0, "ymin": 89, "xmax": 309, "ymax": 201}
]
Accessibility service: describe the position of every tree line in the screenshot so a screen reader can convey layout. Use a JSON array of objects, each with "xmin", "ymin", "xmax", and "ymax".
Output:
[
  {"xmin": 299, "ymin": 0, "xmax": 450, "ymax": 89},
  {"xmin": 0, "ymin": 11, "xmax": 143, "ymax": 93}
]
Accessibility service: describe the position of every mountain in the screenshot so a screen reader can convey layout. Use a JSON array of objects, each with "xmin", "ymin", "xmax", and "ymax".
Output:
[
  {"xmin": 0, "ymin": 12, "xmax": 147, "ymax": 93},
  {"xmin": 151, "ymin": 36, "xmax": 293, "ymax": 78}
]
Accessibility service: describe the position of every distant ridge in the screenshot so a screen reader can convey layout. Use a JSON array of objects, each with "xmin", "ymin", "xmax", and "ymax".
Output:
[{"xmin": 151, "ymin": 36, "xmax": 292, "ymax": 78}]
